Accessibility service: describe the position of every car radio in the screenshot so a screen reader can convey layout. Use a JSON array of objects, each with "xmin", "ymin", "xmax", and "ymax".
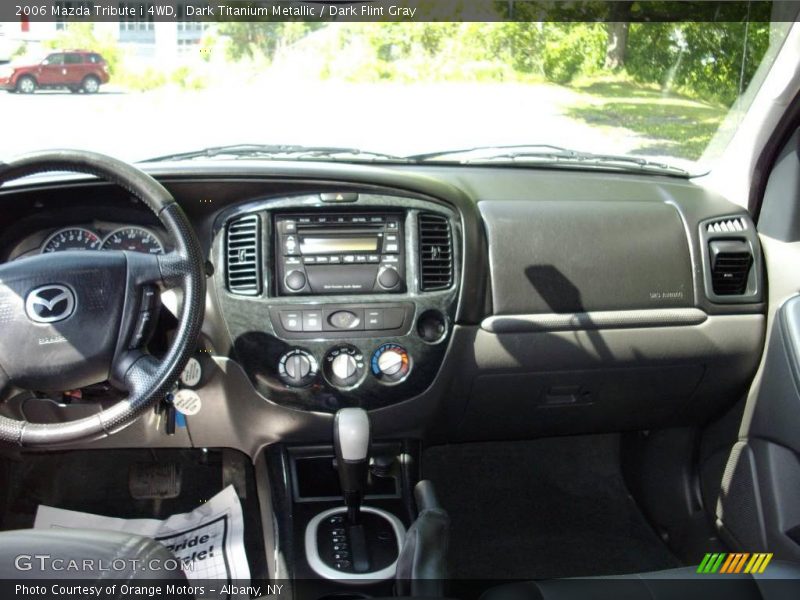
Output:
[{"xmin": 274, "ymin": 212, "xmax": 405, "ymax": 295}]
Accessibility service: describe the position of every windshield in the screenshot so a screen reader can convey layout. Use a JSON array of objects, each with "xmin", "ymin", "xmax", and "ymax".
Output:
[{"xmin": 0, "ymin": 9, "xmax": 793, "ymax": 176}]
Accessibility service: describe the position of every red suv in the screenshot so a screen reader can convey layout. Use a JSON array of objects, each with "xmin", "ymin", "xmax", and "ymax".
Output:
[{"xmin": 0, "ymin": 50, "xmax": 110, "ymax": 94}]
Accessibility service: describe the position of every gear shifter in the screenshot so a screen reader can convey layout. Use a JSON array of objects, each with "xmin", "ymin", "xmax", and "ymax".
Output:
[{"xmin": 333, "ymin": 407, "xmax": 370, "ymax": 525}]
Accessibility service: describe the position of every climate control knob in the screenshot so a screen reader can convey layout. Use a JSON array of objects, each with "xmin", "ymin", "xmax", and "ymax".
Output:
[
  {"xmin": 278, "ymin": 349, "xmax": 317, "ymax": 387},
  {"xmin": 323, "ymin": 345, "xmax": 366, "ymax": 388},
  {"xmin": 371, "ymin": 343, "xmax": 411, "ymax": 383}
]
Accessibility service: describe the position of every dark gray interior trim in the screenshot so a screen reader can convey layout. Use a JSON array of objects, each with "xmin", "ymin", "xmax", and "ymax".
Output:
[{"xmin": 481, "ymin": 308, "xmax": 709, "ymax": 333}]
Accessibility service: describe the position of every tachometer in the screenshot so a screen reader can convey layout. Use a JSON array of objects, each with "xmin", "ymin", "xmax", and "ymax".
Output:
[
  {"xmin": 102, "ymin": 227, "xmax": 164, "ymax": 254},
  {"xmin": 41, "ymin": 228, "xmax": 102, "ymax": 253}
]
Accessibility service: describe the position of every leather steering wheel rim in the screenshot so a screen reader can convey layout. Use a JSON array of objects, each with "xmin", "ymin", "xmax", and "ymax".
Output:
[{"xmin": 0, "ymin": 150, "xmax": 205, "ymax": 446}]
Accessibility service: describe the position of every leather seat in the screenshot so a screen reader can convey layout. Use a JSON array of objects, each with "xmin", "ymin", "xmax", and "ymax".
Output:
[
  {"xmin": 0, "ymin": 528, "xmax": 187, "ymax": 582},
  {"xmin": 481, "ymin": 562, "xmax": 800, "ymax": 600}
]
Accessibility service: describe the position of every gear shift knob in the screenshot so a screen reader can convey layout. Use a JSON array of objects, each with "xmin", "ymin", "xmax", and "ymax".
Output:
[{"xmin": 334, "ymin": 408, "xmax": 370, "ymax": 524}]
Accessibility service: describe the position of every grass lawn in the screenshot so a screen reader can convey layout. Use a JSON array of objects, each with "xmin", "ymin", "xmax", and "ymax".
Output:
[{"xmin": 565, "ymin": 76, "xmax": 728, "ymax": 161}]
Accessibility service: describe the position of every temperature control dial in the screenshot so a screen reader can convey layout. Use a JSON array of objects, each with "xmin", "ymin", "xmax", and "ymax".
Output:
[
  {"xmin": 371, "ymin": 344, "xmax": 411, "ymax": 383},
  {"xmin": 324, "ymin": 345, "xmax": 366, "ymax": 389},
  {"xmin": 278, "ymin": 349, "xmax": 318, "ymax": 387}
]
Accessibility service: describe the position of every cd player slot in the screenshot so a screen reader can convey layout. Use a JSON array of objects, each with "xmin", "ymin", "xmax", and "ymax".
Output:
[{"xmin": 299, "ymin": 227, "xmax": 383, "ymax": 234}]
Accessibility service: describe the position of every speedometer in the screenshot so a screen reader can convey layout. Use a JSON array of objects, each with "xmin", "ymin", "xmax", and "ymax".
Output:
[
  {"xmin": 41, "ymin": 228, "xmax": 102, "ymax": 253},
  {"xmin": 102, "ymin": 227, "xmax": 164, "ymax": 254}
]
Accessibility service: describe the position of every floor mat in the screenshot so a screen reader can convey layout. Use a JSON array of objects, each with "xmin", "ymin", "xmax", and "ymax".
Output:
[
  {"xmin": 423, "ymin": 434, "xmax": 681, "ymax": 580},
  {"xmin": 0, "ymin": 448, "xmax": 268, "ymax": 581}
]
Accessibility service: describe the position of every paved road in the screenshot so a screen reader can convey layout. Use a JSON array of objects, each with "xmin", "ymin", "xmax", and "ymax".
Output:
[{"xmin": 0, "ymin": 80, "xmax": 650, "ymax": 163}]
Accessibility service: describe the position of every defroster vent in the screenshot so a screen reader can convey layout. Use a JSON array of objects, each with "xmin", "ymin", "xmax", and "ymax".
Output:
[
  {"xmin": 226, "ymin": 214, "xmax": 261, "ymax": 295},
  {"xmin": 418, "ymin": 213, "xmax": 453, "ymax": 291}
]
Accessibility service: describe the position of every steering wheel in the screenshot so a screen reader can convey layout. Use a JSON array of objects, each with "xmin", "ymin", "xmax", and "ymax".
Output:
[{"xmin": 0, "ymin": 150, "xmax": 205, "ymax": 447}]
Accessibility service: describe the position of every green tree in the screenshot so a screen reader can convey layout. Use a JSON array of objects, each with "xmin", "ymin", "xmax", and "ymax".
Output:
[
  {"xmin": 625, "ymin": 20, "xmax": 771, "ymax": 105},
  {"xmin": 218, "ymin": 22, "xmax": 324, "ymax": 61}
]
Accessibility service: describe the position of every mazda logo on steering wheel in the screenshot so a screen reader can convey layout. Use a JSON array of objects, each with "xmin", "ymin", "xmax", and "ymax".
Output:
[{"xmin": 25, "ymin": 285, "xmax": 76, "ymax": 323}]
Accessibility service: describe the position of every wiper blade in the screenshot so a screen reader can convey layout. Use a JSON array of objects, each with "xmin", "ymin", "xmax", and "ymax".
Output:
[
  {"xmin": 409, "ymin": 144, "xmax": 578, "ymax": 161},
  {"xmin": 140, "ymin": 144, "xmax": 411, "ymax": 163},
  {"xmin": 409, "ymin": 145, "xmax": 689, "ymax": 176}
]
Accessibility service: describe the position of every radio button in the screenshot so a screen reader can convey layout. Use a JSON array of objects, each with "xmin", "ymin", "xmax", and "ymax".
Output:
[
  {"xmin": 303, "ymin": 310, "xmax": 323, "ymax": 332},
  {"xmin": 280, "ymin": 220, "xmax": 297, "ymax": 234},
  {"xmin": 382, "ymin": 235, "xmax": 399, "ymax": 253},
  {"xmin": 283, "ymin": 235, "xmax": 300, "ymax": 255},
  {"xmin": 386, "ymin": 220, "xmax": 399, "ymax": 231},
  {"xmin": 285, "ymin": 270, "xmax": 306, "ymax": 292},
  {"xmin": 328, "ymin": 255, "xmax": 342, "ymax": 264},
  {"xmin": 355, "ymin": 255, "xmax": 368, "ymax": 263},
  {"xmin": 329, "ymin": 310, "xmax": 361, "ymax": 330},
  {"xmin": 303, "ymin": 256, "xmax": 317, "ymax": 264},
  {"xmin": 279, "ymin": 311, "xmax": 303, "ymax": 332},
  {"xmin": 343, "ymin": 255, "xmax": 356, "ymax": 263},
  {"xmin": 316, "ymin": 256, "xmax": 329, "ymax": 264},
  {"xmin": 367, "ymin": 255, "xmax": 380, "ymax": 263}
]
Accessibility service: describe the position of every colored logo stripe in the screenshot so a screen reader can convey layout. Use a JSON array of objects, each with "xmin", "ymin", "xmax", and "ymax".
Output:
[{"xmin": 697, "ymin": 553, "xmax": 773, "ymax": 574}]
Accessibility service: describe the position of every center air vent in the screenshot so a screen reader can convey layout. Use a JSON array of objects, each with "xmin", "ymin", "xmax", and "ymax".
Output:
[
  {"xmin": 226, "ymin": 214, "xmax": 261, "ymax": 296},
  {"xmin": 418, "ymin": 213, "xmax": 453, "ymax": 291},
  {"xmin": 709, "ymin": 240, "xmax": 753, "ymax": 296}
]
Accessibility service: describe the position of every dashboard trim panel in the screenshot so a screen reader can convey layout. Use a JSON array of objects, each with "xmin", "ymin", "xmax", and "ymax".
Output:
[{"xmin": 481, "ymin": 308, "xmax": 709, "ymax": 333}]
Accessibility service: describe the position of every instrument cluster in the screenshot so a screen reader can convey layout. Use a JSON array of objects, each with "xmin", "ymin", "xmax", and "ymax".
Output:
[{"xmin": 39, "ymin": 225, "xmax": 165, "ymax": 255}]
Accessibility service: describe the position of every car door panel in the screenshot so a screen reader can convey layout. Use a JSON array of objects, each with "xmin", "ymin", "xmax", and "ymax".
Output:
[
  {"xmin": 708, "ymin": 127, "xmax": 800, "ymax": 562},
  {"xmin": 38, "ymin": 54, "xmax": 65, "ymax": 85}
]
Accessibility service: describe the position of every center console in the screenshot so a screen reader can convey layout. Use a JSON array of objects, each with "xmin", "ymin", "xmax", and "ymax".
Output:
[
  {"xmin": 263, "ymin": 408, "xmax": 447, "ymax": 597},
  {"xmin": 212, "ymin": 190, "xmax": 461, "ymax": 412}
]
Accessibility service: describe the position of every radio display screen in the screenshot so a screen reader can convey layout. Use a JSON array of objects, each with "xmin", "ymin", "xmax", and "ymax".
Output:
[{"xmin": 299, "ymin": 236, "xmax": 379, "ymax": 254}]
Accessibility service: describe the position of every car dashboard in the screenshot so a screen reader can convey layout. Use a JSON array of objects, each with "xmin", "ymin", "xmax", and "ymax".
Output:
[{"xmin": 0, "ymin": 160, "xmax": 767, "ymax": 451}]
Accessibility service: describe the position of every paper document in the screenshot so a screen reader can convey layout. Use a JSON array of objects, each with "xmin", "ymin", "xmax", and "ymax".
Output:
[{"xmin": 34, "ymin": 484, "xmax": 251, "ymax": 593}]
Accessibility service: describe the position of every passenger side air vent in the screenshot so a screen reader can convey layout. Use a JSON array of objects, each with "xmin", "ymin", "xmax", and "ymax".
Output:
[
  {"xmin": 700, "ymin": 215, "xmax": 761, "ymax": 303},
  {"xmin": 418, "ymin": 213, "xmax": 453, "ymax": 291},
  {"xmin": 709, "ymin": 240, "xmax": 753, "ymax": 296},
  {"xmin": 706, "ymin": 217, "xmax": 747, "ymax": 234},
  {"xmin": 226, "ymin": 214, "xmax": 261, "ymax": 296}
]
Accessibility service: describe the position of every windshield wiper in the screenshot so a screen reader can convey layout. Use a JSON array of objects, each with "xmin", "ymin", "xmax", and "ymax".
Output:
[
  {"xmin": 140, "ymin": 144, "xmax": 412, "ymax": 164},
  {"xmin": 408, "ymin": 145, "xmax": 690, "ymax": 177}
]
